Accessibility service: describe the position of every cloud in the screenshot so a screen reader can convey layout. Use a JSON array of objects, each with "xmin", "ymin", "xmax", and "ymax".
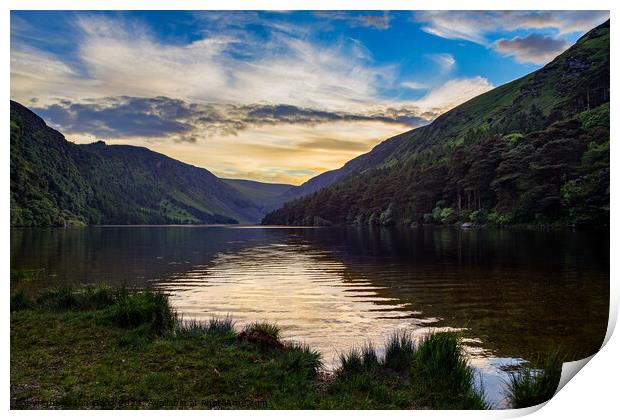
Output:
[
  {"xmin": 430, "ymin": 53, "xmax": 456, "ymax": 72},
  {"xmin": 314, "ymin": 11, "xmax": 392, "ymax": 30},
  {"xmin": 11, "ymin": 14, "xmax": 398, "ymax": 113},
  {"xmin": 401, "ymin": 81, "xmax": 427, "ymax": 90},
  {"xmin": 415, "ymin": 11, "xmax": 610, "ymax": 44},
  {"xmin": 413, "ymin": 77, "xmax": 494, "ymax": 112},
  {"xmin": 34, "ymin": 96, "xmax": 193, "ymax": 139},
  {"xmin": 33, "ymin": 96, "xmax": 432, "ymax": 141},
  {"xmin": 495, "ymin": 34, "xmax": 569, "ymax": 64}
]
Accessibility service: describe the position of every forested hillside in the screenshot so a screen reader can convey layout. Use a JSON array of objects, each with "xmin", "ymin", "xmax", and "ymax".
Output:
[
  {"xmin": 10, "ymin": 101, "xmax": 264, "ymax": 226},
  {"xmin": 263, "ymin": 20, "xmax": 610, "ymax": 227}
]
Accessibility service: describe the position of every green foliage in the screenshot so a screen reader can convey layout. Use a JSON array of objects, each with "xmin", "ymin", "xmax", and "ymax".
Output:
[
  {"xmin": 487, "ymin": 211, "xmax": 513, "ymax": 226},
  {"xmin": 505, "ymin": 350, "xmax": 564, "ymax": 408},
  {"xmin": 431, "ymin": 205, "xmax": 457, "ymax": 224},
  {"xmin": 502, "ymin": 133, "xmax": 524, "ymax": 146},
  {"xmin": 579, "ymin": 103, "xmax": 609, "ymax": 130}
]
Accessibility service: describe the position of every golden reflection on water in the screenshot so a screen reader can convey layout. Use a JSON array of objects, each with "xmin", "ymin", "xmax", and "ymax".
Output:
[
  {"xmin": 157, "ymin": 243, "xmax": 423, "ymax": 367},
  {"xmin": 155, "ymin": 240, "xmax": 527, "ymax": 407}
]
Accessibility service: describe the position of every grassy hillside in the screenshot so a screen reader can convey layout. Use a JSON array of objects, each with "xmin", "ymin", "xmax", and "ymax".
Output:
[
  {"xmin": 263, "ymin": 20, "xmax": 609, "ymax": 227},
  {"xmin": 10, "ymin": 101, "xmax": 263, "ymax": 226}
]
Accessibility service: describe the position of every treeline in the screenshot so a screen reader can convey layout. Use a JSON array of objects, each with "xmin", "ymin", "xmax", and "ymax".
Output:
[{"xmin": 263, "ymin": 104, "xmax": 609, "ymax": 227}]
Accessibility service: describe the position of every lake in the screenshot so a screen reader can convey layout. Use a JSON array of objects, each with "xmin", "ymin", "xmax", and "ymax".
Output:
[{"xmin": 11, "ymin": 226, "xmax": 609, "ymax": 407}]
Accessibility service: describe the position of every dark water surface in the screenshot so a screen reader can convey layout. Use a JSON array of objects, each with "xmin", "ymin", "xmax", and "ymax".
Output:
[{"xmin": 11, "ymin": 226, "xmax": 609, "ymax": 407}]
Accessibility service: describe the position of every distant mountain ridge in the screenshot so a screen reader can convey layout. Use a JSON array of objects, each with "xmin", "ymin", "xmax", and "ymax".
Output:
[
  {"xmin": 263, "ymin": 20, "xmax": 610, "ymax": 227},
  {"xmin": 271, "ymin": 129, "xmax": 416, "ymax": 208},
  {"xmin": 10, "ymin": 101, "xmax": 272, "ymax": 226},
  {"xmin": 222, "ymin": 178, "xmax": 293, "ymax": 213}
]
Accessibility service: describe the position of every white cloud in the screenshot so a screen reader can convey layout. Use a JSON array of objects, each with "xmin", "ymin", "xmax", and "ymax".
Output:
[
  {"xmin": 12, "ymin": 15, "xmax": 397, "ymax": 114},
  {"xmin": 415, "ymin": 11, "xmax": 610, "ymax": 45},
  {"xmin": 401, "ymin": 81, "xmax": 427, "ymax": 90},
  {"xmin": 413, "ymin": 77, "xmax": 494, "ymax": 112},
  {"xmin": 430, "ymin": 53, "xmax": 456, "ymax": 72}
]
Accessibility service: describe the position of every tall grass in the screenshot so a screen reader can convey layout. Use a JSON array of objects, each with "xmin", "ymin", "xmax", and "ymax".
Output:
[
  {"xmin": 108, "ymin": 288, "xmax": 176, "ymax": 335},
  {"xmin": 412, "ymin": 332, "xmax": 487, "ymax": 409},
  {"xmin": 279, "ymin": 343, "xmax": 324, "ymax": 378},
  {"xmin": 505, "ymin": 350, "xmax": 563, "ymax": 408},
  {"xmin": 384, "ymin": 332, "xmax": 416, "ymax": 371}
]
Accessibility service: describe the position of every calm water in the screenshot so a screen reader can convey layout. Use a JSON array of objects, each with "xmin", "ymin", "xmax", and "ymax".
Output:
[{"xmin": 11, "ymin": 226, "xmax": 609, "ymax": 407}]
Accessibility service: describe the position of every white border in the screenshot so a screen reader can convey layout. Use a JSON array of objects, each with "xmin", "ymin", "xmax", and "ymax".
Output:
[{"xmin": 3, "ymin": 1, "xmax": 617, "ymax": 420}]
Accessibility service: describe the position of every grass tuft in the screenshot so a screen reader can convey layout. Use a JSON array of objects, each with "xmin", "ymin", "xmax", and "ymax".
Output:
[
  {"xmin": 505, "ymin": 349, "xmax": 563, "ymax": 408},
  {"xmin": 207, "ymin": 316, "xmax": 236, "ymax": 336},
  {"xmin": 243, "ymin": 322, "xmax": 280, "ymax": 340},
  {"xmin": 280, "ymin": 343, "xmax": 324, "ymax": 378},
  {"xmin": 383, "ymin": 331, "xmax": 416, "ymax": 372},
  {"xmin": 361, "ymin": 342, "xmax": 380, "ymax": 372},
  {"xmin": 337, "ymin": 349, "xmax": 364, "ymax": 377},
  {"xmin": 107, "ymin": 289, "xmax": 176, "ymax": 335},
  {"xmin": 412, "ymin": 332, "xmax": 487, "ymax": 409}
]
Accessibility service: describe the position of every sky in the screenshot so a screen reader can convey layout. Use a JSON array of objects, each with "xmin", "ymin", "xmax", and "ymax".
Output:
[{"xmin": 10, "ymin": 10, "xmax": 610, "ymax": 185}]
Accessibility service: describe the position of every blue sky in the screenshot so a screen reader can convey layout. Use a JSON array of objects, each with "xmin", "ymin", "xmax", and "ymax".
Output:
[{"xmin": 10, "ymin": 10, "xmax": 610, "ymax": 184}]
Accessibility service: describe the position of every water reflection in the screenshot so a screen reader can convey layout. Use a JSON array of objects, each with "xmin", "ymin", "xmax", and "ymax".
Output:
[{"xmin": 11, "ymin": 226, "xmax": 609, "ymax": 407}]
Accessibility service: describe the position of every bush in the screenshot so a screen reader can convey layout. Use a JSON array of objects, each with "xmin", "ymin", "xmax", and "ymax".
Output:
[
  {"xmin": 487, "ymin": 210, "xmax": 513, "ymax": 226},
  {"xmin": 432, "ymin": 206, "xmax": 457, "ymax": 224},
  {"xmin": 579, "ymin": 103, "xmax": 609, "ymax": 130}
]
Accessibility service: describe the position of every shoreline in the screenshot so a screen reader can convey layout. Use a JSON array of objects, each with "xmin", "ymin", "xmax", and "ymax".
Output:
[{"xmin": 10, "ymin": 285, "xmax": 561, "ymax": 410}]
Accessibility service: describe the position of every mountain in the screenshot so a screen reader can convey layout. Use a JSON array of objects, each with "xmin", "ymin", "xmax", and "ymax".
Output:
[
  {"xmin": 10, "ymin": 101, "xmax": 265, "ymax": 226},
  {"xmin": 222, "ymin": 178, "xmax": 293, "ymax": 212},
  {"xmin": 273, "ymin": 129, "xmax": 416, "ymax": 207},
  {"xmin": 263, "ymin": 20, "xmax": 610, "ymax": 227}
]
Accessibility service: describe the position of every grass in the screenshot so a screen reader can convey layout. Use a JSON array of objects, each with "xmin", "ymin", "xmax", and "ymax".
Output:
[
  {"xmin": 243, "ymin": 322, "xmax": 281, "ymax": 340},
  {"xmin": 384, "ymin": 332, "xmax": 416, "ymax": 371},
  {"xmin": 411, "ymin": 332, "xmax": 488, "ymax": 409},
  {"xmin": 10, "ymin": 285, "xmax": 556, "ymax": 410},
  {"xmin": 505, "ymin": 349, "xmax": 564, "ymax": 408}
]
